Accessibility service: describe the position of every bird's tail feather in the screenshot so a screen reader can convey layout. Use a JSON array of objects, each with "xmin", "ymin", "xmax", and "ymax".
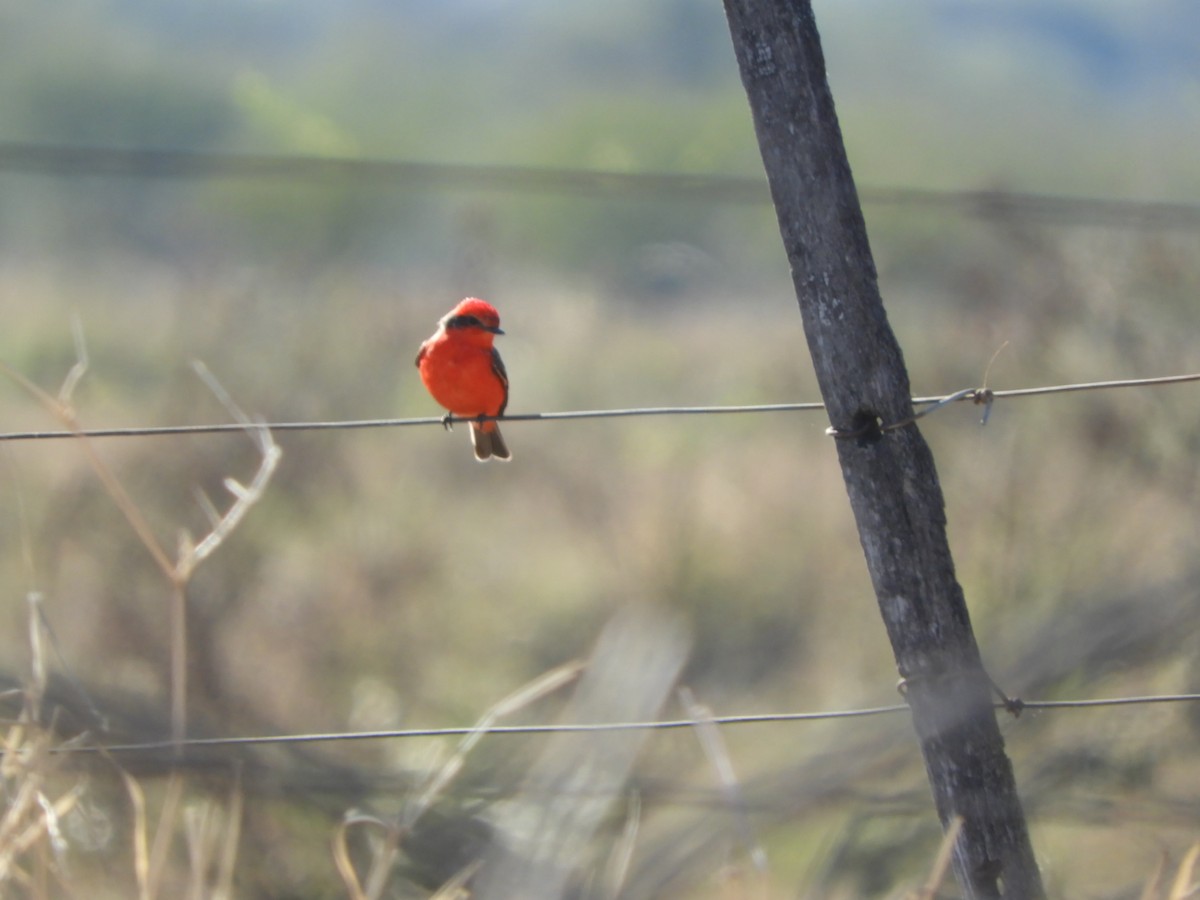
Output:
[{"xmin": 471, "ymin": 423, "xmax": 511, "ymax": 462}]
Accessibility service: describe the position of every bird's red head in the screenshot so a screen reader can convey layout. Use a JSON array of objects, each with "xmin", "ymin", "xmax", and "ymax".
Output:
[{"xmin": 443, "ymin": 297, "xmax": 503, "ymax": 334}]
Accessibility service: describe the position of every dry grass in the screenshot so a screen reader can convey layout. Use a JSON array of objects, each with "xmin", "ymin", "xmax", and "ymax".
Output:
[{"xmin": 0, "ymin": 212, "xmax": 1196, "ymax": 895}]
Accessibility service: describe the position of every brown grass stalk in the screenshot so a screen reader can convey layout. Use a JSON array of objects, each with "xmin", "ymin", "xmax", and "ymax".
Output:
[{"xmin": 1, "ymin": 337, "xmax": 279, "ymax": 752}]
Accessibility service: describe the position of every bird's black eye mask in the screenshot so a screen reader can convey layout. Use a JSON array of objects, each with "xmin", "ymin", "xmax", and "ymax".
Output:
[{"xmin": 446, "ymin": 314, "xmax": 503, "ymax": 334}]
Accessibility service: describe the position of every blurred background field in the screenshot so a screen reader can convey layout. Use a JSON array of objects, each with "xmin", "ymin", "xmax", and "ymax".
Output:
[{"xmin": 0, "ymin": 1, "xmax": 1198, "ymax": 896}]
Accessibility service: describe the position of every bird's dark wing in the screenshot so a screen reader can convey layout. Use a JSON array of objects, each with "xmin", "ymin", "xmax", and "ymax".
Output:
[{"xmin": 491, "ymin": 347, "xmax": 509, "ymax": 416}]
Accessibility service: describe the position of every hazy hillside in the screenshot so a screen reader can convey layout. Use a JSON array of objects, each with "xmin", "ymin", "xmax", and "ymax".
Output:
[{"xmin": 0, "ymin": 0, "xmax": 1196, "ymax": 273}]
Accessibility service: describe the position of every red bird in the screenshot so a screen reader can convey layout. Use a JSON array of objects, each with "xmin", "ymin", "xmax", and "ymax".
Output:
[{"xmin": 416, "ymin": 297, "xmax": 511, "ymax": 461}]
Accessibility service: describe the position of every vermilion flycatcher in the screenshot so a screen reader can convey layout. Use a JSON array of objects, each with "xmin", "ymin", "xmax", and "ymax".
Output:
[{"xmin": 416, "ymin": 297, "xmax": 511, "ymax": 461}]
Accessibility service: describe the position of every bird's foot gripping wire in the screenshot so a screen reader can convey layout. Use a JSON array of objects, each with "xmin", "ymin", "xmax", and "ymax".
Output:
[{"xmin": 441, "ymin": 413, "xmax": 454, "ymax": 432}]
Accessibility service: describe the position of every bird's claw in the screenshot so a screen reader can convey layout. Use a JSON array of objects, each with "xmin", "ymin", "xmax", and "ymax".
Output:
[{"xmin": 441, "ymin": 413, "xmax": 454, "ymax": 432}]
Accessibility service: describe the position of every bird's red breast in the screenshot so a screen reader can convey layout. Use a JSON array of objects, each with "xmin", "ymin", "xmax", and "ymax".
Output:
[{"xmin": 416, "ymin": 298, "xmax": 509, "ymax": 425}]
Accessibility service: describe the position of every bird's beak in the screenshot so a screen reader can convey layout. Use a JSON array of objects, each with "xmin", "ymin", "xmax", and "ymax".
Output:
[{"xmin": 487, "ymin": 325, "xmax": 505, "ymax": 335}]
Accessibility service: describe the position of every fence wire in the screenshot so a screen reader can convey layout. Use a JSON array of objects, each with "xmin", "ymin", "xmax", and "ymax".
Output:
[
  {"xmin": 0, "ymin": 372, "xmax": 1196, "ymax": 443},
  {"xmin": 55, "ymin": 691, "xmax": 1200, "ymax": 756},
  {"xmin": 3, "ymin": 141, "xmax": 1200, "ymax": 229}
]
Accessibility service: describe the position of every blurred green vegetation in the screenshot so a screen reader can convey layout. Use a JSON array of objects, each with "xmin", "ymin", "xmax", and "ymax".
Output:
[
  {"xmin": 2, "ymin": 0, "xmax": 1197, "ymax": 279},
  {"xmin": 0, "ymin": 1, "xmax": 1197, "ymax": 897}
]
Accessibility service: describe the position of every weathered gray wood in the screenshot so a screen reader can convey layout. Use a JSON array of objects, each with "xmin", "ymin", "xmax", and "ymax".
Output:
[{"xmin": 721, "ymin": 2, "xmax": 1044, "ymax": 897}]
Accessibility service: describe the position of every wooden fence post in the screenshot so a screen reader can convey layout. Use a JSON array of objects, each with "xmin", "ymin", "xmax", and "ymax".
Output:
[{"xmin": 721, "ymin": 2, "xmax": 1045, "ymax": 897}]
